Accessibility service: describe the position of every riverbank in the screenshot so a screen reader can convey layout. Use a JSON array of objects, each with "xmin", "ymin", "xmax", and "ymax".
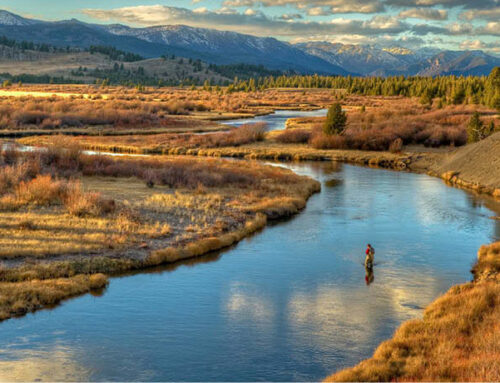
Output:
[
  {"xmin": 0, "ymin": 148, "xmax": 320, "ymax": 321},
  {"xmin": 19, "ymin": 130, "xmax": 500, "ymax": 198},
  {"xmin": 326, "ymin": 241, "xmax": 500, "ymax": 382}
]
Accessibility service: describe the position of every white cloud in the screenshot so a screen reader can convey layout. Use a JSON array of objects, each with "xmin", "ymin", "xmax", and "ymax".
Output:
[
  {"xmin": 398, "ymin": 7, "xmax": 448, "ymax": 20},
  {"xmin": 460, "ymin": 39, "xmax": 500, "ymax": 52},
  {"xmin": 83, "ymin": 5, "xmax": 409, "ymax": 37}
]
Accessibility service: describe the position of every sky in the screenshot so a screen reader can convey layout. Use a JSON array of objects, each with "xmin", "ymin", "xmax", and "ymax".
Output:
[{"xmin": 1, "ymin": 0, "xmax": 499, "ymax": 53}]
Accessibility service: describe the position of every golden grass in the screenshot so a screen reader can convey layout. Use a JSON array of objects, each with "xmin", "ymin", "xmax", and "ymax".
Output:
[
  {"xmin": 0, "ymin": 151, "xmax": 320, "ymax": 321},
  {"xmin": 0, "ymin": 273, "xmax": 108, "ymax": 321},
  {"xmin": 0, "ymin": 209, "xmax": 135, "ymax": 258},
  {"xmin": 327, "ymin": 242, "xmax": 500, "ymax": 382},
  {"xmin": 474, "ymin": 242, "xmax": 500, "ymax": 282},
  {"xmin": 147, "ymin": 213, "xmax": 267, "ymax": 266}
]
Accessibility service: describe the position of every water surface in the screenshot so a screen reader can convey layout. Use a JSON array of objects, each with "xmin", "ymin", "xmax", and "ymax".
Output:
[
  {"xmin": 1, "ymin": 162, "xmax": 499, "ymax": 381},
  {"xmin": 221, "ymin": 109, "xmax": 327, "ymax": 131}
]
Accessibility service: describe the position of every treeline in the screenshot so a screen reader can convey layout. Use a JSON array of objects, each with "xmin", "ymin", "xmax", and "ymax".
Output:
[
  {"xmin": 71, "ymin": 64, "xmax": 228, "ymax": 88},
  {"xmin": 229, "ymin": 69, "xmax": 500, "ymax": 109},
  {"xmin": 88, "ymin": 45, "xmax": 144, "ymax": 62},
  {"xmin": 0, "ymin": 36, "xmax": 144, "ymax": 63},
  {"xmin": 0, "ymin": 35, "xmax": 77, "ymax": 53},
  {"xmin": 209, "ymin": 63, "xmax": 287, "ymax": 80},
  {"xmin": 0, "ymin": 73, "xmax": 81, "ymax": 85}
]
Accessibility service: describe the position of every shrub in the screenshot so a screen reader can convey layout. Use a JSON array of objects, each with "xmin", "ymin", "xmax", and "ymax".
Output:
[
  {"xmin": 467, "ymin": 112, "xmax": 484, "ymax": 143},
  {"xmin": 191, "ymin": 123, "xmax": 267, "ymax": 148},
  {"xmin": 88, "ymin": 274, "xmax": 109, "ymax": 290},
  {"xmin": 310, "ymin": 132, "xmax": 347, "ymax": 149},
  {"xmin": 389, "ymin": 138, "xmax": 403, "ymax": 153},
  {"xmin": 15, "ymin": 174, "xmax": 67, "ymax": 206},
  {"xmin": 63, "ymin": 183, "xmax": 115, "ymax": 217},
  {"xmin": 275, "ymin": 129, "xmax": 312, "ymax": 144}
]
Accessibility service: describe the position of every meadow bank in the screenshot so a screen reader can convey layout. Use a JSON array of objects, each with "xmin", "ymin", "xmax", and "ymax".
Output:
[
  {"xmin": 20, "ymin": 130, "xmax": 500, "ymax": 199},
  {"xmin": 0, "ymin": 144, "xmax": 320, "ymax": 321}
]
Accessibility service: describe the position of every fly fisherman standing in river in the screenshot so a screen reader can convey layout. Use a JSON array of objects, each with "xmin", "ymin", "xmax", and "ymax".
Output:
[{"xmin": 365, "ymin": 244, "xmax": 375, "ymax": 269}]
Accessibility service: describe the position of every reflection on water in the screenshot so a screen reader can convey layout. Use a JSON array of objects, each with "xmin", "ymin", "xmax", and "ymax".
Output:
[
  {"xmin": 365, "ymin": 266, "xmax": 374, "ymax": 285},
  {"xmin": 0, "ymin": 163, "xmax": 499, "ymax": 381},
  {"xmin": 0, "ymin": 345, "xmax": 90, "ymax": 381}
]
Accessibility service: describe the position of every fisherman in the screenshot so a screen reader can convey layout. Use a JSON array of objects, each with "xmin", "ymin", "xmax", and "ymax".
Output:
[{"xmin": 365, "ymin": 244, "xmax": 375, "ymax": 269}]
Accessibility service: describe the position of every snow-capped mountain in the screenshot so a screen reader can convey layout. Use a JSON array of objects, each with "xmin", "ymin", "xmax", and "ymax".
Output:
[
  {"xmin": 295, "ymin": 41, "xmax": 500, "ymax": 76},
  {"xmin": 93, "ymin": 23, "xmax": 349, "ymax": 74},
  {"xmin": 0, "ymin": 10, "xmax": 41, "ymax": 26}
]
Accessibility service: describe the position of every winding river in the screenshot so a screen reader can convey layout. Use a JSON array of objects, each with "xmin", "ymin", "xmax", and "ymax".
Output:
[{"xmin": 1, "ymin": 111, "xmax": 499, "ymax": 381}]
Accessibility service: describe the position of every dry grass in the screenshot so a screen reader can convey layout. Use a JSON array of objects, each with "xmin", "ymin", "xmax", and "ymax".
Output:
[
  {"xmin": 287, "ymin": 98, "xmax": 497, "ymax": 151},
  {"xmin": 275, "ymin": 129, "xmax": 312, "ymax": 144},
  {"xmin": 22, "ymin": 96, "xmax": 497, "ymax": 155},
  {"xmin": 0, "ymin": 274, "xmax": 108, "ymax": 321},
  {"xmin": 0, "ymin": 86, "xmax": 335, "ymax": 136},
  {"xmin": 473, "ymin": 242, "xmax": 500, "ymax": 282},
  {"xmin": 327, "ymin": 242, "xmax": 500, "ymax": 382},
  {"xmin": 0, "ymin": 145, "xmax": 320, "ymax": 321}
]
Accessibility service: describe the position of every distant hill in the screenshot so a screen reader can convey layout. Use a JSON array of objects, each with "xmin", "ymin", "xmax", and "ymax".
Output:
[
  {"xmin": 0, "ymin": 40, "xmax": 231, "ymax": 86},
  {"xmin": 0, "ymin": 10, "xmax": 349, "ymax": 76},
  {"xmin": 0, "ymin": 37, "xmax": 295, "ymax": 85}
]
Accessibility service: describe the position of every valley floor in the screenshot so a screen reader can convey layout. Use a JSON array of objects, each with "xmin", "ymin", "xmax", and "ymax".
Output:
[{"xmin": 2, "ymin": 86, "xmax": 500, "ymax": 381}]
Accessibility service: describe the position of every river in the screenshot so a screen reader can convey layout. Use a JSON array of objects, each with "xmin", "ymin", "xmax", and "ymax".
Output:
[
  {"xmin": 221, "ymin": 109, "xmax": 327, "ymax": 131},
  {"xmin": 0, "ymin": 111, "xmax": 499, "ymax": 381}
]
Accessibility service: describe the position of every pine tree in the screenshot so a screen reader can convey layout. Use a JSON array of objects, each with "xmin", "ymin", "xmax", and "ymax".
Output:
[
  {"xmin": 324, "ymin": 103, "xmax": 347, "ymax": 135},
  {"xmin": 467, "ymin": 112, "xmax": 484, "ymax": 143}
]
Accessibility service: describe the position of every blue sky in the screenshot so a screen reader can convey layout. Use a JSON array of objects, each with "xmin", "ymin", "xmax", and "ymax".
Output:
[{"xmin": 1, "ymin": 0, "xmax": 499, "ymax": 52}]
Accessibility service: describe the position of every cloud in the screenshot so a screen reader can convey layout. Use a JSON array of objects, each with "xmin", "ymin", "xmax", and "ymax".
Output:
[
  {"xmin": 83, "ymin": 5, "xmax": 409, "ymax": 37},
  {"xmin": 460, "ymin": 39, "xmax": 500, "ymax": 52},
  {"xmin": 222, "ymin": 0, "xmax": 499, "ymax": 10},
  {"xmin": 477, "ymin": 21, "xmax": 500, "ymax": 36},
  {"xmin": 224, "ymin": 0, "xmax": 385, "ymax": 13},
  {"xmin": 278, "ymin": 13, "xmax": 303, "ymax": 20},
  {"xmin": 398, "ymin": 7, "xmax": 448, "ymax": 20},
  {"xmin": 460, "ymin": 6, "xmax": 500, "ymax": 21},
  {"xmin": 385, "ymin": 0, "xmax": 497, "ymax": 9}
]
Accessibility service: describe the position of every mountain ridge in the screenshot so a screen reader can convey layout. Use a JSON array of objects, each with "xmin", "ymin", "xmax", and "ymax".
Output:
[
  {"xmin": 295, "ymin": 41, "xmax": 500, "ymax": 77},
  {"xmin": 0, "ymin": 10, "xmax": 498, "ymax": 77}
]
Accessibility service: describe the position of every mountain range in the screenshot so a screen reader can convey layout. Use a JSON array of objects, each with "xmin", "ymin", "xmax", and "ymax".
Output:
[{"xmin": 0, "ymin": 10, "xmax": 498, "ymax": 77}]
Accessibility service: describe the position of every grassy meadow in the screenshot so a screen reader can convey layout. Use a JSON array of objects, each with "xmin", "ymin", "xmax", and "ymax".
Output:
[{"xmin": 0, "ymin": 141, "xmax": 320, "ymax": 320}]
